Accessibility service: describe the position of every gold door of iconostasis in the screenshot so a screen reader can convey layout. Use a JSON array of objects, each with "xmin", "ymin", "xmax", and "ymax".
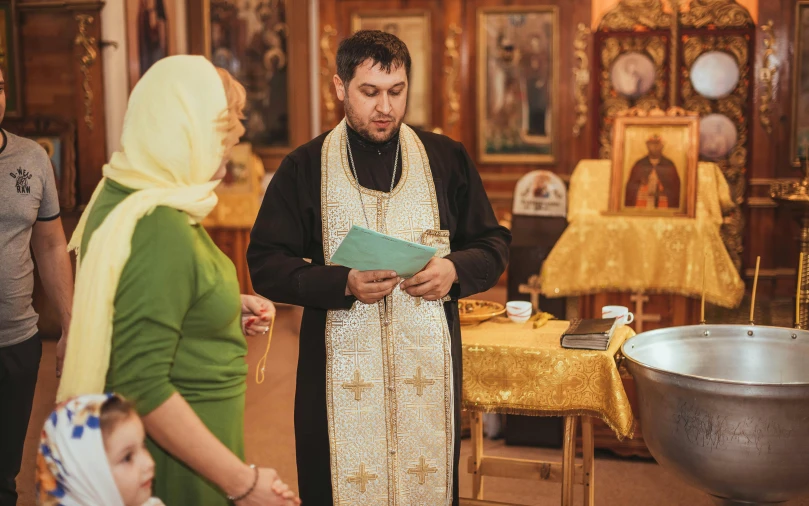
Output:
[{"xmin": 594, "ymin": 0, "xmax": 755, "ymax": 273}]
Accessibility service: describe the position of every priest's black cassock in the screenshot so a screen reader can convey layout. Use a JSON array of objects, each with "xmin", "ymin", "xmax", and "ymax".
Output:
[{"xmin": 247, "ymin": 125, "xmax": 511, "ymax": 505}]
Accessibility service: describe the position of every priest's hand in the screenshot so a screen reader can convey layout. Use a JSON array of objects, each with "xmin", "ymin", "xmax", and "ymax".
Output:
[
  {"xmin": 346, "ymin": 269, "xmax": 400, "ymax": 304},
  {"xmin": 400, "ymin": 258, "xmax": 457, "ymax": 301}
]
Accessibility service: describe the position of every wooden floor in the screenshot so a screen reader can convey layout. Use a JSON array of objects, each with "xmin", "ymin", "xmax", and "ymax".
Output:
[{"xmin": 16, "ymin": 303, "xmax": 809, "ymax": 506}]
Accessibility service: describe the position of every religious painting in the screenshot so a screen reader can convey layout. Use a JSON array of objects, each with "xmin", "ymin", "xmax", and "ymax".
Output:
[
  {"xmin": 610, "ymin": 52, "xmax": 656, "ymax": 99},
  {"xmin": 512, "ymin": 170, "xmax": 566, "ymax": 218},
  {"xmin": 477, "ymin": 6, "xmax": 558, "ymax": 164},
  {"xmin": 690, "ymin": 51, "xmax": 740, "ymax": 100},
  {"xmin": 202, "ymin": 0, "xmax": 289, "ymax": 150},
  {"xmin": 793, "ymin": 2, "xmax": 809, "ymax": 162},
  {"xmin": 0, "ymin": 1, "xmax": 22, "ymax": 118},
  {"xmin": 699, "ymin": 113, "xmax": 737, "ymax": 160},
  {"xmin": 609, "ymin": 115, "xmax": 698, "ymax": 218},
  {"xmin": 5, "ymin": 116, "xmax": 77, "ymax": 210},
  {"xmin": 126, "ymin": 0, "xmax": 179, "ymax": 90},
  {"xmin": 351, "ymin": 10, "xmax": 431, "ymax": 129}
]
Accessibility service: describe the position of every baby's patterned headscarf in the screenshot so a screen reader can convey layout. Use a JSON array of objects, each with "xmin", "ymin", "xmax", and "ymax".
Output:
[{"xmin": 36, "ymin": 394, "xmax": 164, "ymax": 506}]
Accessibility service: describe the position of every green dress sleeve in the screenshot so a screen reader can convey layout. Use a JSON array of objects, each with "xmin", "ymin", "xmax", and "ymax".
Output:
[{"xmin": 105, "ymin": 207, "xmax": 197, "ymax": 416}]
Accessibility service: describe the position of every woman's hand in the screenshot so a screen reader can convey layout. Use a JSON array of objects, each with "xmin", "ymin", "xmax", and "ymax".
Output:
[
  {"xmin": 235, "ymin": 467, "xmax": 300, "ymax": 506},
  {"xmin": 240, "ymin": 294, "xmax": 276, "ymax": 336}
]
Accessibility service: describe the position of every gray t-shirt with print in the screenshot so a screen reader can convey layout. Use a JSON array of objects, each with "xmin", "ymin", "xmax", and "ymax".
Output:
[{"xmin": 0, "ymin": 129, "xmax": 61, "ymax": 347}]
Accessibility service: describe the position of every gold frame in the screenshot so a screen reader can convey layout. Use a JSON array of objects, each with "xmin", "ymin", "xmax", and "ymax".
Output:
[
  {"xmin": 197, "ymin": 0, "xmax": 294, "ymax": 157},
  {"xmin": 793, "ymin": 1, "xmax": 809, "ymax": 163},
  {"xmin": 608, "ymin": 113, "xmax": 699, "ymax": 218},
  {"xmin": 476, "ymin": 5, "xmax": 559, "ymax": 165},
  {"xmin": 350, "ymin": 9, "xmax": 432, "ymax": 129}
]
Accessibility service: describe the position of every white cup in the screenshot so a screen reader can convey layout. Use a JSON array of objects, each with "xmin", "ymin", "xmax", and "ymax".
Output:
[
  {"xmin": 602, "ymin": 305, "xmax": 634, "ymax": 326},
  {"xmin": 506, "ymin": 301, "xmax": 533, "ymax": 324}
]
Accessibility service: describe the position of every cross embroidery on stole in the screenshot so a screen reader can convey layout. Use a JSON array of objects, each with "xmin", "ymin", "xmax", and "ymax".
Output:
[
  {"xmin": 404, "ymin": 366, "xmax": 436, "ymax": 397},
  {"xmin": 342, "ymin": 370, "xmax": 373, "ymax": 401},
  {"xmin": 347, "ymin": 463, "xmax": 378, "ymax": 493},
  {"xmin": 407, "ymin": 456, "xmax": 438, "ymax": 485}
]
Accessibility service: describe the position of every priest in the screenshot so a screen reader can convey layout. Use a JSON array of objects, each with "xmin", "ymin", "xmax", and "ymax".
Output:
[{"xmin": 247, "ymin": 30, "xmax": 510, "ymax": 505}]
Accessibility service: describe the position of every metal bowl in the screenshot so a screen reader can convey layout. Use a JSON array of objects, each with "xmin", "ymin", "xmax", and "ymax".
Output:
[{"xmin": 621, "ymin": 324, "xmax": 809, "ymax": 505}]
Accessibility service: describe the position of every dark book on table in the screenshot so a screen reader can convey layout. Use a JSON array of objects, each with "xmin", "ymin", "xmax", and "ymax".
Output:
[{"xmin": 560, "ymin": 318, "xmax": 619, "ymax": 350}]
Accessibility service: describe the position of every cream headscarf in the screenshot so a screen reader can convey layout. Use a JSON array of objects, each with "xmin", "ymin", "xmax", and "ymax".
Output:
[{"xmin": 57, "ymin": 55, "xmax": 229, "ymax": 402}]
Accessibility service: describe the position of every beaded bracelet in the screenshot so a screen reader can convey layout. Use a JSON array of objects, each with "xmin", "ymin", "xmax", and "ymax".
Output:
[{"xmin": 227, "ymin": 464, "xmax": 258, "ymax": 502}]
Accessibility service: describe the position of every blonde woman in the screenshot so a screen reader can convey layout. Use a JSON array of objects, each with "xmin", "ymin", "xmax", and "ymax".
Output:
[{"xmin": 57, "ymin": 56, "xmax": 298, "ymax": 506}]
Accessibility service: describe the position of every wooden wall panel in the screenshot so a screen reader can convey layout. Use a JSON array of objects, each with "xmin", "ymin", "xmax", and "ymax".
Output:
[
  {"xmin": 17, "ymin": 0, "xmax": 107, "ymax": 339},
  {"xmin": 17, "ymin": 1, "xmax": 107, "ymax": 207},
  {"xmin": 747, "ymin": 0, "xmax": 803, "ymax": 297},
  {"xmin": 207, "ymin": 227, "xmax": 255, "ymax": 294}
]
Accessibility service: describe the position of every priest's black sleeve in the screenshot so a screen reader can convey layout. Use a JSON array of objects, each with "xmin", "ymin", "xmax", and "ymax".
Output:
[
  {"xmin": 247, "ymin": 155, "xmax": 356, "ymax": 310},
  {"xmin": 445, "ymin": 144, "xmax": 511, "ymax": 298}
]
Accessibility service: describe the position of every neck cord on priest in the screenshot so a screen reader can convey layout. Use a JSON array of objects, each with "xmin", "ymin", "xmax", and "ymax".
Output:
[{"xmin": 346, "ymin": 128, "xmax": 401, "ymax": 230}]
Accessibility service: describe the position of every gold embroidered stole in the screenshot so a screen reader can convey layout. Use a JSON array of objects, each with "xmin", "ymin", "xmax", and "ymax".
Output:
[{"xmin": 321, "ymin": 120, "xmax": 454, "ymax": 505}]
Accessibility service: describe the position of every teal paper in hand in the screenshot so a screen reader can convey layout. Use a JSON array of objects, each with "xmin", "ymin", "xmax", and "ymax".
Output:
[{"xmin": 330, "ymin": 225, "xmax": 437, "ymax": 278}]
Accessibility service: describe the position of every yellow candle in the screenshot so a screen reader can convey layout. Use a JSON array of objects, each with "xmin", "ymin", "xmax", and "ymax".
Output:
[
  {"xmin": 701, "ymin": 250, "xmax": 707, "ymax": 323},
  {"xmin": 750, "ymin": 256, "xmax": 761, "ymax": 324},
  {"xmin": 797, "ymin": 252, "xmax": 804, "ymax": 326}
]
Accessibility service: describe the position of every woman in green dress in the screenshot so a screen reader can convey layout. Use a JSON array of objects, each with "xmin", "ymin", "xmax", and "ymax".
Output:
[{"xmin": 57, "ymin": 56, "xmax": 299, "ymax": 506}]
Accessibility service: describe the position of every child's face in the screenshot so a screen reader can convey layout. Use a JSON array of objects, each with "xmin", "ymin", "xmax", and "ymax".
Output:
[{"xmin": 104, "ymin": 414, "xmax": 155, "ymax": 506}]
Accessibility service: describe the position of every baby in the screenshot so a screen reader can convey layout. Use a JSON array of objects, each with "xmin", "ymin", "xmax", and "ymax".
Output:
[{"xmin": 37, "ymin": 393, "xmax": 163, "ymax": 506}]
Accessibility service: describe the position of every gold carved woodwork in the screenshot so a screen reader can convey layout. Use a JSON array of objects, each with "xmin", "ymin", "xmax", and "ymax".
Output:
[
  {"xmin": 680, "ymin": 0, "xmax": 754, "ymax": 28},
  {"xmin": 74, "ymin": 14, "xmax": 97, "ymax": 131},
  {"xmin": 320, "ymin": 24, "xmax": 337, "ymax": 131},
  {"xmin": 759, "ymin": 20, "xmax": 777, "ymax": 136},
  {"xmin": 598, "ymin": 0, "xmax": 671, "ymax": 30},
  {"xmin": 572, "ymin": 23, "xmax": 590, "ymax": 137},
  {"xmin": 598, "ymin": 36, "xmax": 668, "ymax": 159},
  {"xmin": 681, "ymin": 34, "xmax": 748, "ymax": 270},
  {"xmin": 597, "ymin": 0, "xmax": 752, "ymax": 271},
  {"xmin": 615, "ymin": 105, "xmax": 691, "ymax": 118},
  {"xmin": 444, "ymin": 23, "xmax": 462, "ymax": 131},
  {"xmin": 669, "ymin": 0, "xmax": 682, "ymax": 107}
]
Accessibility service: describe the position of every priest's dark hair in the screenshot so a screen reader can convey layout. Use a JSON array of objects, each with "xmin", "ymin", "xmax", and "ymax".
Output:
[{"xmin": 336, "ymin": 30, "xmax": 411, "ymax": 84}]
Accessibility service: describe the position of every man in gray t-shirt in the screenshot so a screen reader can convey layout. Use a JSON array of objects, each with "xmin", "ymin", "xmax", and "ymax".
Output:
[{"xmin": 0, "ymin": 69, "xmax": 74, "ymax": 506}]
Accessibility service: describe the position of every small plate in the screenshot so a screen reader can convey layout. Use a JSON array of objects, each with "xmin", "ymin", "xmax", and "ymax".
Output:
[{"xmin": 459, "ymin": 299, "xmax": 506, "ymax": 325}]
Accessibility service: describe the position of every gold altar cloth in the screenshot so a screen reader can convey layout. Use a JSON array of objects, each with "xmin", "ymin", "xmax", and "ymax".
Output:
[
  {"xmin": 462, "ymin": 320, "xmax": 635, "ymax": 440},
  {"xmin": 540, "ymin": 160, "xmax": 743, "ymax": 308}
]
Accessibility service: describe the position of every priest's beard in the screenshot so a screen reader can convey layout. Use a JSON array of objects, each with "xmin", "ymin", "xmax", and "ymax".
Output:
[{"xmin": 343, "ymin": 97, "xmax": 405, "ymax": 143}]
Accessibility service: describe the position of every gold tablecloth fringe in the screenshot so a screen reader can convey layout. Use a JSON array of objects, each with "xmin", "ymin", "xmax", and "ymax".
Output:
[{"xmin": 462, "ymin": 403, "xmax": 636, "ymax": 441}]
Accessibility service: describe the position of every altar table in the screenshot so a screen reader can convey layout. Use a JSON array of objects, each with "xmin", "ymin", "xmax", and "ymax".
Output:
[{"xmin": 460, "ymin": 319, "xmax": 635, "ymax": 506}]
